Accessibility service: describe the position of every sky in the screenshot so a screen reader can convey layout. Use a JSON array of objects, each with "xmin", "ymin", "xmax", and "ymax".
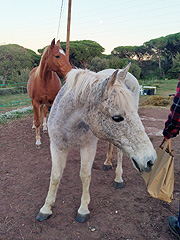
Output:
[{"xmin": 0, "ymin": 0, "xmax": 180, "ymax": 54}]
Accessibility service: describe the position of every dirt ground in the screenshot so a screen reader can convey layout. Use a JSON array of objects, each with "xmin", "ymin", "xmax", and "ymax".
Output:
[{"xmin": 0, "ymin": 107, "xmax": 180, "ymax": 240}]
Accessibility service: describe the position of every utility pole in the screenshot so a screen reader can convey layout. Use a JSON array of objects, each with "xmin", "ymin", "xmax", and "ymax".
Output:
[{"xmin": 66, "ymin": 0, "xmax": 72, "ymax": 61}]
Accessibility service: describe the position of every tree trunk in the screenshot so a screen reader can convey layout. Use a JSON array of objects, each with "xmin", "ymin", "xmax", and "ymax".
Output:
[
  {"xmin": 2, "ymin": 67, "xmax": 7, "ymax": 87},
  {"xmin": 80, "ymin": 60, "xmax": 87, "ymax": 69},
  {"xmin": 157, "ymin": 51, "xmax": 163, "ymax": 78},
  {"xmin": 2, "ymin": 76, "xmax": 6, "ymax": 87}
]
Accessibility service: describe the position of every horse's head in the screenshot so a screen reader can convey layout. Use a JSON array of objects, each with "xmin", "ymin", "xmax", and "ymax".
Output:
[
  {"xmin": 87, "ymin": 64, "xmax": 157, "ymax": 173},
  {"xmin": 46, "ymin": 38, "xmax": 72, "ymax": 78}
]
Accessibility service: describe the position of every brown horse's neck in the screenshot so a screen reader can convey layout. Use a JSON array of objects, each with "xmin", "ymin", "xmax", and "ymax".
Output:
[
  {"xmin": 39, "ymin": 58, "xmax": 52, "ymax": 81},
  {"xmin": 57, "ymin": 63, "xmax": 72, "ymax": 79}
]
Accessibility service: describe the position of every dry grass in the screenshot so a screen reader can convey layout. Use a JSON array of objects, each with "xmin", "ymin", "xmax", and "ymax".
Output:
[{"xmin": 139, "ymin": 95, "xmax": 174, "ymax": 107}]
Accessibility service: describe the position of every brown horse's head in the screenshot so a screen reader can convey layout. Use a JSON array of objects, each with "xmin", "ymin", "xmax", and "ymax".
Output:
[{"xmin": 46, "ymin": 38, "xmax": 72, "ymax": 79}]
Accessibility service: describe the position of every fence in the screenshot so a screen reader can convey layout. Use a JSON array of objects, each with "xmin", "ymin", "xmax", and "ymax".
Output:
[
  {"xmin": 0, "ymin": 81, "xmax": 31, "ymax": 110},
  {"xmin": 0, "ymin": 81, "xmax": 28, "ymax": 95}
]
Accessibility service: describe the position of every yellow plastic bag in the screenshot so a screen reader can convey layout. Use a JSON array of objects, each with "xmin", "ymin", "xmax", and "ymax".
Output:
[{"xmin": 142, "ymin": 139, "xmax": 174, "ymax": 203}]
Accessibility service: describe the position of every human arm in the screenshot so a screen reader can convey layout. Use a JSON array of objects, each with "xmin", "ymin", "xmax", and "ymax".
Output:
[{"xmin": 163, "ymin": 78, "xmax": 180, "ymax": 139}]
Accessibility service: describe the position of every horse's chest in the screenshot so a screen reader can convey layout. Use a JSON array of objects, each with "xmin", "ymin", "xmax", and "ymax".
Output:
[
  {"xmin": 35, "ymin": 87, "xmax": 57, "ymax": 103},
  {"xmin": 40, "ymin": 94, "xmax": 54, "ymax": 104}
]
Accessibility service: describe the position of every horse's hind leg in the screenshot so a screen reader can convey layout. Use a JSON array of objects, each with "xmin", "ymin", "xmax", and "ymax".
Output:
[
  {"xmin": 36, "ymin": 142, "xmax": 68, "ymax": 222},
  {"xmin": 32, "ymin": 119, "xmax": 36, "ymax": 129},
  {"xmin": 76, "ymin": 141, "xmax": 97, "ymax": 223},
  {"xmin": 114, "ymin": 148, "xmax": 124, "ymax": 189},
  {"xmin": 42, "ymin": 104, "xmax": 49, "ymax": 132},
  {"xmin": 103, "ymin": 143, "xmax": 114, "ymax": 170},
  {"xmin": 33, "ymin": 102, "xmax": 42, "ymax": 148}
]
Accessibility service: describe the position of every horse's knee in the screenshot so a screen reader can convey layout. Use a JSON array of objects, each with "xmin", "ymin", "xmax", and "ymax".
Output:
[
  {"xmin": 80, "ymin": 173, "xmax": 91, "ymax": 184},
  {"xmin": 34, "ymin": 120, "xmax": 41, "ymax": 128},
  {"xmin": 50, "ymin": 175, "xmax": 60, "ymax": 186}
]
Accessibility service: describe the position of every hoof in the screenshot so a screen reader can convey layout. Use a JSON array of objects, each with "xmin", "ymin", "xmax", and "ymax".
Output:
[
  {"xmin": 36, "ymin": 212, "xmax": 52, "ymax": 222},
  {"xmin": 103, "ymin": 165, "xmax": 112, "ymax": 171},
  {"xmin": 114, "ymin": 181, "xmax": 124, "ymax": 189},
  {"xmin": 75, "ymin": 213, "xmax": 90, "ymax": 223},
  {"xmin": 36, "ymin": 144, "xmax": 42, "ymax": 149},
  {"xmin": 36, "ymin": 145, "xmax": 41, "ymax": 149}
]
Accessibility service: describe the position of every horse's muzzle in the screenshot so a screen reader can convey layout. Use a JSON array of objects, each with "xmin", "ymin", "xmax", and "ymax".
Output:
[
  {"xmin": 132, "ymin": 158, "xmax": 142, "ymax": 172},
  {"xmin": 132, "ymin": 159, "xmax": 154, "ymax": 173},
  {"xmin": 144, "ymin": 160, "xmax": 154, "ymax": 172}
]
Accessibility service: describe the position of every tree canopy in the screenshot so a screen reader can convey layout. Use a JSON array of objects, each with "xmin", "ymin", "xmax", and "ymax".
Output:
[
  {"xmin": 1, "ymin": 32, "xmax": 180, "ymax": 85},
  {"xmin": 0, "ymin": 44, "xmax": 37, "ymax": 85},
  {"xmin": 112, "ymin": 32, "xmax": 180, "ymax": 78},
  {"xmin": 60, "ymin": 40, "xmax": 105, "ymax": 69}
]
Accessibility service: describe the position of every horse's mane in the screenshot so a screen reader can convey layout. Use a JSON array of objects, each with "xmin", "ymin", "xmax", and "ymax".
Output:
[
  {"xmin": 35, "ymin": 46, "xmax": 49, "ymax": 78},
  {"xmin": 65, "ymin": 69, "xmax": 134, "ymax": 108},
  {"xmin": 65, "ymin": 69, "xmax": 98, "ymax": 99}
]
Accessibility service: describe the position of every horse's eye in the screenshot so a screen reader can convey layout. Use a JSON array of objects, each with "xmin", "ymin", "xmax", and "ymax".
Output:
[
  {"xmin": 112, "ymin": 115, "xmax": 124, "ymax": 122},
  {"xmin": 55, "ymin": 55, "xmax": 60, "ymax": 58}
]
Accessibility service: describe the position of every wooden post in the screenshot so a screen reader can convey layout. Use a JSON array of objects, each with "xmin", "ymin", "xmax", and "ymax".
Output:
[{"xmin": 66, "ymin": 0, "xmax": 72, "ymax": 61}]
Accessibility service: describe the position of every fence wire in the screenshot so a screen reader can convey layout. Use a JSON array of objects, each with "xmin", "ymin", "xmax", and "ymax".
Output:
[{"xmin": 0, "ymin": 81, "xmax": 32, "ymax": 123}]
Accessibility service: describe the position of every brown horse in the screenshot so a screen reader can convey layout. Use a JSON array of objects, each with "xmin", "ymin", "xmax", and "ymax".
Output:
[{"xmin": 27, "ymin": 38, "xmax": 72, "ymax": 148}]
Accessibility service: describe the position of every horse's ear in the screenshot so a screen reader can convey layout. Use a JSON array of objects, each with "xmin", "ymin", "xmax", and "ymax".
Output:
[
  {"xmin": 56, "ymin": 40, "xmax": 61, "ymax": 47},
  {"xmin": 50, "ymin": 38, "xmax": 56, "ymax": 49},
  {"xmin": 117, "ymin": 62, "xmax": 131, "ymax": 82},
  {"xmin": 100, "ymin": 70, "xmax": 118, "ymax": 100},
  {"xmin": 107, "ymin": 69, "xmax": 119, "ymax": 90}
]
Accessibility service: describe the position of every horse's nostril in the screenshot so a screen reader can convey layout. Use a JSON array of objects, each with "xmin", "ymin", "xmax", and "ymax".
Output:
[
  {"xmin": 132, "ymin": 158, "xmax": 141, "ymax": 172},
  {"xmin": 147, "ymin": 160, "xmax": 153, "ymax": 168}
]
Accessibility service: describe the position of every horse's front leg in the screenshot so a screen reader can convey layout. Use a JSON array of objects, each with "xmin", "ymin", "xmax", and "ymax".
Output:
[
  {"xmin": 114, "ymin": 148, "xmax": 124, "ymax": 189},
  {"xmin": 76, "ymin": 142, "xmax": 97, "ymax": 223},
  {"xmin": 36, "ymin": 142, "xmax": 68, "ymax": 222},
  {"xmin": 103, "ymin": 143, "xmax": 114, "ymax": 170}
]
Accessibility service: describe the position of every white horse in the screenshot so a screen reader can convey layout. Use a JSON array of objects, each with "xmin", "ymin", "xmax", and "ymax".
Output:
[
  {"xmin": 97, "ymin": 68, "xmax": 140, "ymax": 188},
  {"xmin": 36, "ymin": 64, "xmax": 157, "ymax": 223}
]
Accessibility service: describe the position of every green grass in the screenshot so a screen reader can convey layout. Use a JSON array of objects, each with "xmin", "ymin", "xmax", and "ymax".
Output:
[
  {"xmin": 0, "ymin": 93, "xmax": 31, "ymax": 113},
  {"xmin": 139, "ymin": 79, "xmax": 178, "ymax": 96}
]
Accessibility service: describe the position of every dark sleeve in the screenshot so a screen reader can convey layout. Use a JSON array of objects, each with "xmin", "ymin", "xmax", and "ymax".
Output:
[{"xmin": 163, "ymin": 79, "xmax": 180, "ymax": 139}]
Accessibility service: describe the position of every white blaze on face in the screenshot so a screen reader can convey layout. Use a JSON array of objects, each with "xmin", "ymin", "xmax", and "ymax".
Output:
[{"xmin": 59, "ymin": 49, "xmax": 66, "ymax": 56}]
